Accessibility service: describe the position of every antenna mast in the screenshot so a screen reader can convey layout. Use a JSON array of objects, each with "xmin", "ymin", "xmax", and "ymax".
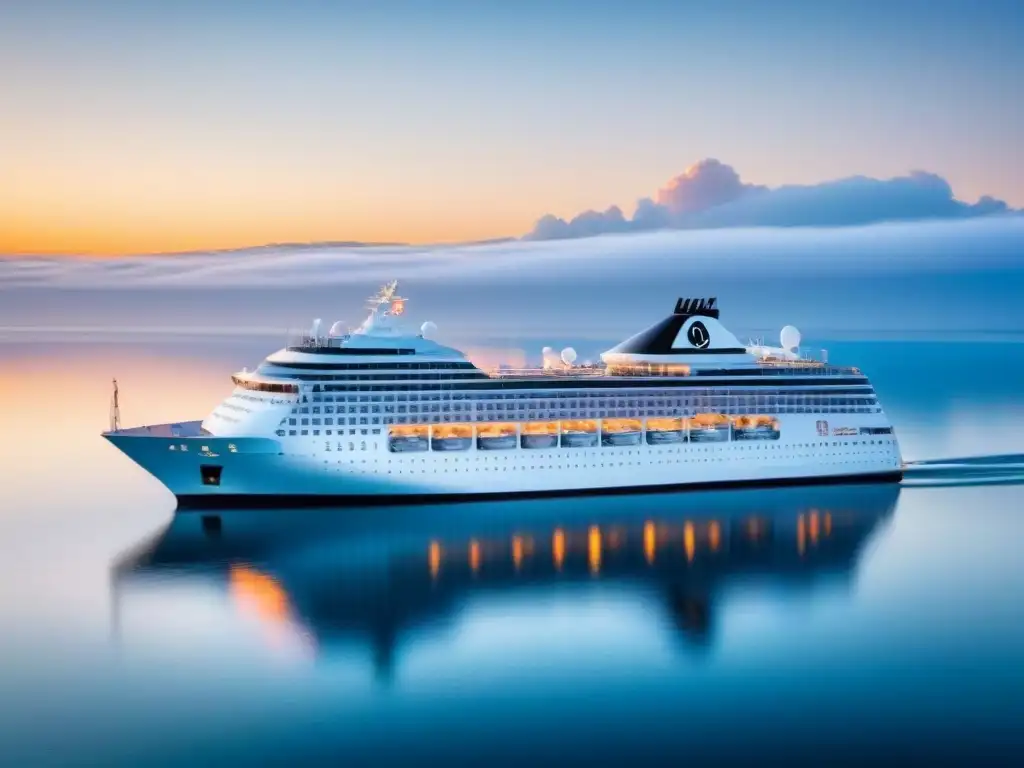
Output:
[{"xmin": 109, "ymin": 378, "xmax": 121, "ymax": 432}]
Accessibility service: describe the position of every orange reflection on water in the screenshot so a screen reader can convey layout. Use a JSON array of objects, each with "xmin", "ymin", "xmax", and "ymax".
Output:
[
  {"xmin": 553, "ymin": 529, "xmax": 565, "ymax": 571},
  {"xmin": 429, "ymin": 540, "xmax": 441, "ymax": 579},
  {"xmin": 643, "ymin": 521, "xmax": 656, "ymax": 565},
  {"xmin": 708, "ymin": 521, "xmax": 721, "ymax": 552},
  {"xmin": 809, "ymin": 511, "xmax": 820, "ymax": 543},
  {"xmin": 683, "ymin": 522, "xmax": 695, "ymax": 562},
  {"xmin": 228, "ymin": 564, "xmax": 315, "ymax": 659},
  {"xmin": 797, "ymin": 514, "xmax": 806, "ymax": 555},
  {"xmin": 824, "ymin": 512, "xmax": 832, "ymax": 537},
  {"xmin": 230, "ymin": 564, "xmax": 290, "ymax": 623},
  {"xmin": 588, "ymin": 525, "xmax": 601, "ymax": 574},
  {"xmin": 512, "ymin": 535, "xmax": 524, "ymax": 570},
  {"xmin": 469, "ymin": 539, "xmax": 481, "ymax": 574}
]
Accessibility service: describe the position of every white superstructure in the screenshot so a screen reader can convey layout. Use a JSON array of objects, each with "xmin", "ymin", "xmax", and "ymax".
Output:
[{"xmin": 105, "ymin": 283, "xmax": 903, "ymax": 508}]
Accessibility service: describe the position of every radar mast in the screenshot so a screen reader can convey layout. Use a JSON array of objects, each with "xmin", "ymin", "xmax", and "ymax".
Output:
[{"xmin": 109, "ymin": 378, "xmax": 121, "ymax": 432}]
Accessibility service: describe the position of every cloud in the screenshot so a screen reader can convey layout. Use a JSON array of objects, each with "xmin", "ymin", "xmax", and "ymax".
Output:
[
  {"xmin": 528, "ymin": 206, "xmax": 630, "ymax": 241},
  {"xmin": 3, "ymin": 218, "xmax": 1024, "ymax": 352},
  {"xmin": 654, "ymin": 158, "xmax": 766, "ymax": 215},
  {"xmin": 524, "ymin": 160, "xmax": 1018, "ymax": 240}
]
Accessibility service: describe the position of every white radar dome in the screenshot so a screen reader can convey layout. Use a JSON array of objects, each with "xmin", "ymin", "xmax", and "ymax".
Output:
[
  {"xmin": 328, "ymin": 320, "xmax": 347, "ymax": 338},
  {"xmin": 420, "ymin": 321, "xmax": 437, "ymax": 338},
  {"xmin": 780, "ymin": 325, "xmax": 801, "ymax": 351},
  {"xmin": 561, "ymin": 347, "xmax": 577, "ymax": 365}
]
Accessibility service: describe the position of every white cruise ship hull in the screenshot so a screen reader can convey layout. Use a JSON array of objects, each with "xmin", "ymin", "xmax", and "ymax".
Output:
[
  {"xmin": 105, "ymin": 413, "xmax": 903, "ymax": 509},
  {"xmin": 102, "ymin": 284, "xmax": 905, "ymax": 509}
]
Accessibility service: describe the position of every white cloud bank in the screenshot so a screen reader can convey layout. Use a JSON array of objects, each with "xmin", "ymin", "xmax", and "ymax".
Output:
[{"xmin": 526, "ymin": 160, "xmax": 1017, "ymax": 240}]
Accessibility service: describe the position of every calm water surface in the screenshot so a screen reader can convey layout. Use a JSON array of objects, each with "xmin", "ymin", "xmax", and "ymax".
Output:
[{"xmin": 1, "ymin": 337, "xmax": 1022, "ymax": 766}]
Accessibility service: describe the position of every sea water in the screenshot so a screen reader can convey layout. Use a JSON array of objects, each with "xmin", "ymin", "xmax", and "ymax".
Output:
[{"xmin": 0, "ymin": 334, "xmax": 1022, "ymax": 766}]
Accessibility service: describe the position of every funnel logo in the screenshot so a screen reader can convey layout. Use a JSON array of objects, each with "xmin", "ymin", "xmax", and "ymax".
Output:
[{"xmin": 687, "ymin": 321, "xmax": 710, "ymax": 349}]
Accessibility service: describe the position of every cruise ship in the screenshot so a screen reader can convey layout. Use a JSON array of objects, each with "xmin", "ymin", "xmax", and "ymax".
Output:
[{"xmin": 104, "ymin": 281, "xmax": 903, "ymax": 508}]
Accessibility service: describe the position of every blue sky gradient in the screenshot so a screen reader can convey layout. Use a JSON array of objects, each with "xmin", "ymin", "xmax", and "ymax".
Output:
[{"xmin": 2, "ymin": 0, "xmax": 1022, "ymax": 253}]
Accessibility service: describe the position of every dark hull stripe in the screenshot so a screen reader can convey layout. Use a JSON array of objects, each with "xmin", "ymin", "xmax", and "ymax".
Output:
[
  {"xmin": 305, "ymin": 379, "xmax": 873, "ymax": 392},
  {"xmin": 176, "ymin": 470, "xmax": 903, "ymax": 510},
  {"xmin": 267, "ymin": 362, "xmax": 479, "ymax": 371}
]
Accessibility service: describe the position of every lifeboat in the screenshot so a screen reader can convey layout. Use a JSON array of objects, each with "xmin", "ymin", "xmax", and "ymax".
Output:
[
  {"xmin": 645, "ymin": 417, "xmax": 685, "ymax": 445},
  {"xmin": 521, "ymin": 421, "xmax": 559, "ymax": 449},
  {"xmin": 601, "ymin": 418, "xmax": 642, "ymax": 447},
  {"xmin": 690, "ymin": 414, "xmax": 729, "ymax": 442},
  {"xmin": 477, "ymin": 423, "xmax": 518, "ymax": 450},
  {"xmin": 431, "ymin": 423, "xmax": 473, "ymax": 451},
  {"xmin": 560, "ymin": 420, "xmax": 598, "ymax": 448},
  {"xmin": 731, "ymin": 415, "xmax": 781, "ymax": 441},
  {"xmin": 388, "ymin": 425, "xmax": 429, "ymax": 452}
]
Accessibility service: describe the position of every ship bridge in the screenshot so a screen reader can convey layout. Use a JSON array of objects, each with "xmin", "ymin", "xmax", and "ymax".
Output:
[{"xmin": 259, "ymin": 281, "xmax": 470, "ymax": 373}]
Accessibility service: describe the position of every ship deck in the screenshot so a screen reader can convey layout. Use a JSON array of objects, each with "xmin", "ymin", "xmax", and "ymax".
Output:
[
  {"xmin": 104, "ymin": 420, "xmax": 207, "ymax": 438},
  {"xmin": 486, "ymin": 362, "xmax": 862, "ymax": 379}
]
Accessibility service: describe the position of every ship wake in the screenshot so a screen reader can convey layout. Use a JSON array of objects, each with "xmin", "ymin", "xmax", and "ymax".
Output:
[{"xmin": 902, "ymin": 453, "xmax": 1024, "ymax": 487}]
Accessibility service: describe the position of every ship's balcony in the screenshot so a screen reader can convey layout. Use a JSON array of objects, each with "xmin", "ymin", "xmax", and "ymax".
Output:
[
  {"xmin": 487, "ymin": 362, "xmax": 863, "ymax": 379},
  {"xmin": 753, "ymin": 359, "xmax": 862, "ymax": 375},
  {"xmin": 486, "ymin": 366, "xmax": 608, "ymax": 379}
]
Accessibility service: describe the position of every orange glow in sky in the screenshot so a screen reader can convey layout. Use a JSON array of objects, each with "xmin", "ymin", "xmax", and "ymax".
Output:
[{"xmin": 2, "ymin": 2, "xmax": 1021, "ymax": 256}]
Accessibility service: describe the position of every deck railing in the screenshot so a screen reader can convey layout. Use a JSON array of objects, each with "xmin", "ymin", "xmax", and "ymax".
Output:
[{"xmin": 488, "ymin": 362, "xmax": 862, "ymax": 379}]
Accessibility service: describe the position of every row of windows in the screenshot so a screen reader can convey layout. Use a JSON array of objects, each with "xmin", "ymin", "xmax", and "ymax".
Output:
[
  {"xmin": 287, "ymin": 373, "xmax": 489, "ymax": 382},
  {"xmin": 276, "ymin": 427, "xmax": 382, "ymax": 437},
  {"xmin": 293, "ymin": 394, "xmax": 875, "ymax": 409},
  {"xmin": 693, "ymin": 366, "xmax": 862, "ymax": 378},
  {"xmin": 230, "ymin": 377, "xmax": 298, "ymax": 394},
  {"xmin": 299, "ymin": 388, "xmax": 873, "ymax": 402},
  {"xmin": 366, "ymin": 455, "xmax": 898, "ymax": 473},
  {"xmin": 294, "ymin": 378, "xmax": 871, "ymax": 393},
  {"xmin": 285, "ymin": 405, "xmax": 881, "ymax": 429},
  {"xmin": 290, "ymin": 397, "xmax": 877, "ymax": 416}
]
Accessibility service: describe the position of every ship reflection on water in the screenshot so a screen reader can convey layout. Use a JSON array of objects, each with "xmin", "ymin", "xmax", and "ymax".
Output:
[{"xmin": 112, "ymin": 483, "xmax": 898, "ymax": 680}]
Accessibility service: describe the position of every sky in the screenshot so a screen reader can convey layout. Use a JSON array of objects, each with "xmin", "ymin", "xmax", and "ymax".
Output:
[{"xmin": 1, "ymin": 0, "xmax": 1022, "ymax": 255}]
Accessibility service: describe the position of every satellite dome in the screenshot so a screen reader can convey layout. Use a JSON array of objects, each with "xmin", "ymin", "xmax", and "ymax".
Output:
[
  {"xmin": 541, "ymin": 346, "xmax": 554, "ymax": 356},
  {"xmin": 561, "ymin": 347, "xmax": 577, "ymax": 365},
  {"xmin": 780, "ymin": 325, "xmax": 801, "ymax": 351},
  {"xmin": 420, "ymin": 321, "xmax": 437, "ymax": 338},
  {"xmin": 328, "ymin": 320, "xmax": 347, "ymax": 338}
]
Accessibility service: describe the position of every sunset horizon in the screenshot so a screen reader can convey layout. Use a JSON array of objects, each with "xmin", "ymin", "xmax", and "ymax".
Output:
[
  {"xmin": 3, "ymin": 158, "xmax": 1019, "ymax": 257},
  {"xmin": 3, "ymin": 1, "xmax": 1022, "ymax": 257}
]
